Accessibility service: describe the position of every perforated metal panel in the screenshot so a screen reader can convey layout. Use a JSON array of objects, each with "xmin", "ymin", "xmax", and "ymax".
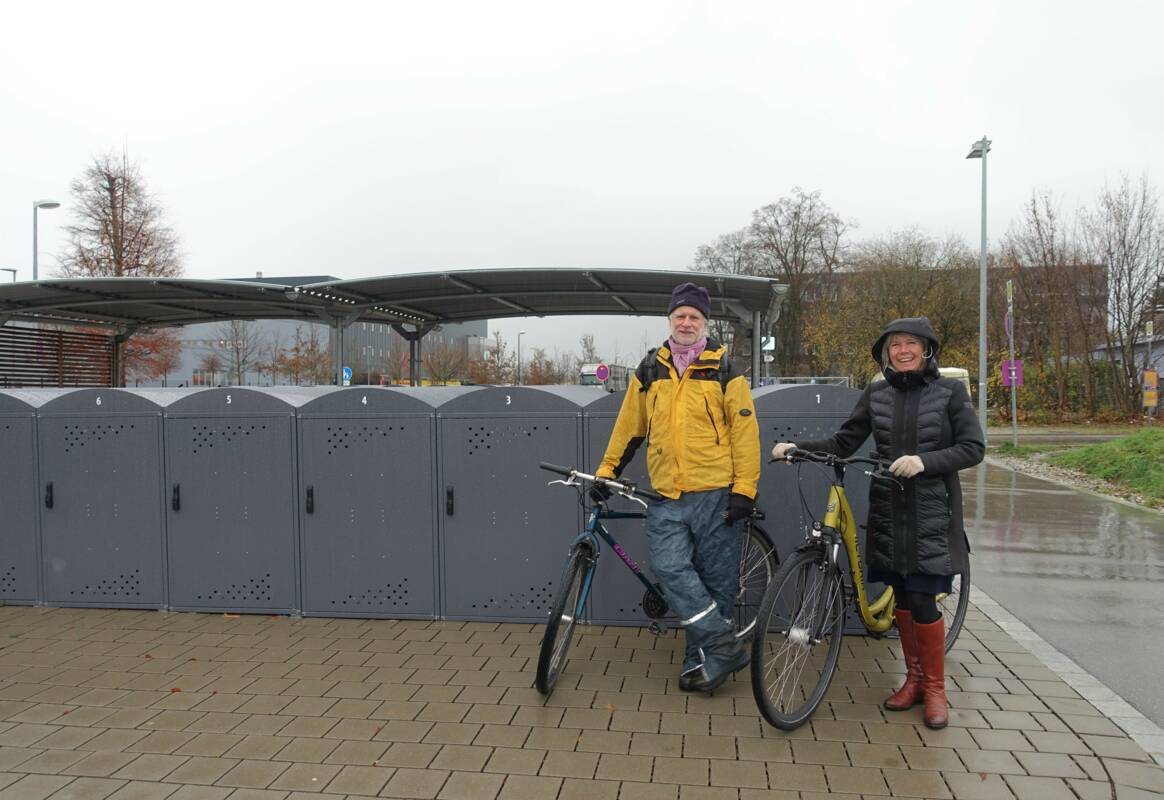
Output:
[
  {"xmin": 165, "ymin": 389, "xmax": 298, "ymax": 613},
  {"xmin": 437, "ymin": 387, "xmax": 585, "ymax": 622},
  {"xmin": 298, "ymin": 387, "xmax": 438, "ymax": 618},
  {"xmin": 36, "ymin": 390, "xmax": 166, "ymax": 608},
  {"xmin": 0, "ymin": 396, "xmax": 39, "ymax": 603},
  {"xmin": 583, "ymin": 390, "xmax": 658, "ymax": 625}
]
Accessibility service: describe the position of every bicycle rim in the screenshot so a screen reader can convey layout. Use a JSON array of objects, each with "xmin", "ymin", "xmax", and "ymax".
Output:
[
  {"xmin": 535, "ymin": 544, "xmax": 593, "ymax": 695},
  {"xmin": 734, "ymin": 524, "xmax": 779, "ymax": 640},
  {"xmin": 939, "ymin": 565, "xmax": 970, "ymax": 653},
  {"xmin": 750, "ymin": 549, "xmax": 845, "ymax": 730}
]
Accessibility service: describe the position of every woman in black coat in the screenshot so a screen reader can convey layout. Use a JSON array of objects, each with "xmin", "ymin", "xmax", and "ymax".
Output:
[{"xmin": 772, "ymin": 317, "xmax": 984, "ymax": 728}]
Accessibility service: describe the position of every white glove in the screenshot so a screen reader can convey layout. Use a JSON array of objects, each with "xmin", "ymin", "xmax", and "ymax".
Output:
[
  {"xmin": 889, "ymin": 455, "xmax": 925, "ymax": 478},
  {"xmin": 771, "ymin": 442, "xmax": 797, "ymax": 461}
]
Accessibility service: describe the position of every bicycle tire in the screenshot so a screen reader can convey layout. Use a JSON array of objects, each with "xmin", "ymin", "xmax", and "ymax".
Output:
[
  {"xmin": 939, "ymin": 563, "xmax": 970, "ymax": 653},
  {"xmin": 535, "ymin": 543, "xmax": 595, "ymax": 695},
  {"xmin": 734, "ymin": 522, "xmax": 780, "ymax": 640},
  {"xmin": 750, "ymin": 548, "xmax": 846, "ymax": 730}
]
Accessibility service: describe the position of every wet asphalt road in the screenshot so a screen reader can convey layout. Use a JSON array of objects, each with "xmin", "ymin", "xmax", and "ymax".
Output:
[{"xmin": 964, "ymin": 462, "xmax": 1164, "ymax": 727}]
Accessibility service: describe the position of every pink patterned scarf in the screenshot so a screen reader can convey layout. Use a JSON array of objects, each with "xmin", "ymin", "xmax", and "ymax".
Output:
[{"xmin": 668, "ymin": 336, "xmax": 707, "ymax": 377}]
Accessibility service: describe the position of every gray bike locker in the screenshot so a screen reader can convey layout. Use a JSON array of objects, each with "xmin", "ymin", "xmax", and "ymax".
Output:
[
  {"xmin": 753, "ymin": 384, "xmax": 875, "ymax": 633},
  {"xmin": 298, "ymin": 386, "xmax": 445, "ymax": 619},
  {"xmin": 0, "ymin": 392, "xmax": 42, "ymax": 604},
  {"xmin": 36, "ymin": 388, "xmax": 171, "ymax": 608},
  {"xmin": 582, "ymin": 388, "xmax": 658, "ymax": 626},
  {"xmin": 437, "ymin": 386, "xmax": 588, "ymax": 623},
  {"xmin": 164, "ymin": 388, "xmax": 299, "ymax": 613}
]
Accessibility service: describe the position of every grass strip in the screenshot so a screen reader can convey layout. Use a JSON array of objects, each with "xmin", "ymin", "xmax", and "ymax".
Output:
[{"xmin": 1049, "ymin": 428, "xmax": 1164, "ymax": 507}]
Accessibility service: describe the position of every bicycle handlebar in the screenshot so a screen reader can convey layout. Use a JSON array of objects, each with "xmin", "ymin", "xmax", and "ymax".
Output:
[
  {"xmin": 771, "ymin": 449, "xmax": 900, "ymax": 485},
  {"xmin": 539, "ymin": 462, "xmax": 666, "ymax": 502}
]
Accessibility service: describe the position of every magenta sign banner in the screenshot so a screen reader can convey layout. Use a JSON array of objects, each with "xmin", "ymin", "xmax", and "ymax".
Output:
[{"xmin": 1001, "ymin": 359, "xmax": 1024, "ymax": 387}]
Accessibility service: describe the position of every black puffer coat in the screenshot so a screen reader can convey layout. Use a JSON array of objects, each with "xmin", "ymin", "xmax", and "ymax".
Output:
[{"xmin": 795, "ymin": 318, "xmax": 985, "ymax": 577}]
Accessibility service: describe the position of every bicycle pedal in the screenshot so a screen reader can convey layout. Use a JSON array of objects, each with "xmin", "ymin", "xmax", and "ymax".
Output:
[{"xmin": 647, "ymin": 621, "xmax": 665, "ymax": 637}]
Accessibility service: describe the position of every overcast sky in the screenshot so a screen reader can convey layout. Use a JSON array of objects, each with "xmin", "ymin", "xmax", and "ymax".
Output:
[{"xmin": 3, "ymin": 0, "xmax": 1162, "ymax": 365}]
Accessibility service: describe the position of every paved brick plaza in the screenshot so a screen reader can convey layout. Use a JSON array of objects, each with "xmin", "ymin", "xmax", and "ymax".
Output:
[{"xmin": 0, "ymin": 599, "xmax": 1161, "ymax": 799}]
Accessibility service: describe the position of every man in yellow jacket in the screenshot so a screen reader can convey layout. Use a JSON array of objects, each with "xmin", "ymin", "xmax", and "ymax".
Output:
[{"xmin": 594, "ymin": 282, "xmax": 760, "ymax": 692}]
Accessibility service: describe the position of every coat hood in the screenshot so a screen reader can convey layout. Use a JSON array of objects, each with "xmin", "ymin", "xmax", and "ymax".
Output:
[{"xmin": 871, "ymin": 317, "xmax": 941, "ymax": 378}]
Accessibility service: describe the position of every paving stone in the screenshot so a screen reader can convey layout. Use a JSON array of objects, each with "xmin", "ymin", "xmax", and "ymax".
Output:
[
  {"xmin": 654, "ymin": 756, "xmax": 709, "ymax": 785},
  {"xmin": 215, "ymin": 758, "xmax": 288, "ymax": 789},
  {"xmin": 1083, "ymin": 735, "xmax": 1151, "ymax": 760},
  {"xmin": 97, "ymin": 780, "xmax": 181, "ymax": 800},
  {"xmin": 822, "ymin": 765, "xmax": 889, "ymax": 795},
  {"xmin": 45, "ymin": 777, "xmax": 127, "ymax": 800},
  {"xmin": 943, "ymin": 770, "xmax": 1016, "ymax": 800},
  {"xmin": 484, "ymin": 747, "xmax": 545, "ymax": 776},
  {"xmin": 1105, "ymin": 758, "xmax": 1164, "ymax": 793},
  {"xmin": 1014, "ymin": 750, "xmax": 1087, "ymax": 778},
  {"xmin": 161, "ymin": 756, "xmax": 239, "ymax": 785},
  {"xmin": 324, "ymin": 764, "xmax": 392, "ymax": 795},
  {"xmin": 595, "ymin": 753, "xmax": 654, "ymax": 782},
  {"xmin": 956, "ymin": 747, "xmax": 1024, "ymax": 775},
  {"xmin": 1003, "ymin": 775, "xmax": 1076, "ymax": 800},
  {"xmin": 900, "ymin": 745, "xmax": 965, "ymax": 772},
  {"xmin": 709, "ymin": 758, "xmax": 768, "ymax": 788},
  {"xmin": 381, "ymin": 767, "xmax": 450, "ymax": 799},
  {"xmin": 881, "ymin": 766, "xmax": 953, "ymax": 798},
  {"xmin": 436, "ymin": 770, "xmax": 505, "ymax": 800},
  {"xmin": 790, "ymin": 739, "xmax": 848, "ymax": 766},
  {"xmin": 0, "ymin": 775, "xmax": 73, "ymax": 799},
  {"xmin": 268, "ymin": 761, "xmax": 343, "ymax": 792}
]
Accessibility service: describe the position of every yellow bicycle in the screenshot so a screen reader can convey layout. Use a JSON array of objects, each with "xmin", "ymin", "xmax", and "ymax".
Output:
[{"xmin": 750, "ymin": 449, "xmax": 968, "ymax": 729}]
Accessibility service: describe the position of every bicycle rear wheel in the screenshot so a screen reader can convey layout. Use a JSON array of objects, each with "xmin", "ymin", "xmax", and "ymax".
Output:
[
  {"xmin": 535, "ymin": 543, "xmax": 595, "ymax": 695},
  {"xmin": 734, "ymin": 522, "xmax": 779, "ymax": 640},
  {"xmin": 939, "ymin": 563, "xmax": 970, "ymax": 653},
  {"xmin": 750, "ymin": 548, "xmax": 846, "ymax": 730}
]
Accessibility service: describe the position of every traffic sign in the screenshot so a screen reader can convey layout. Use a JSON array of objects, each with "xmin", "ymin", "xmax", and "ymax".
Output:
[
  {"xmin": 342, "ymin": 366, "xmax": 352, "ymax": 386},
  {"xmin": 1001, "ymin": 359, "xmax": 1023, "ymax": 387},
  {"xmin": 594, "ymin": 363, "xmax": 610, "ymax": 382}
]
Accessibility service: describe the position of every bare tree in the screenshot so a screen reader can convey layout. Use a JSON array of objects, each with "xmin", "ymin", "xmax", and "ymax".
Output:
[
  {"xmin": 578, "ymin": 334, "xmax": 601, "ymax": 364},
  {"xmin": 215, "ymin": 320, "xmax": 264, "ymax": 385},
  {"xmin": 256, "ymin": 333, "xmax": 284, "ymax": 386},
  {"xmin": 423, "ymin": 339, "xmax": 468, "ymax": 385},
  {"xmin": 749, "ymin": 189, "xmax": 849, "ymax": 374},
  {"xmin": 197, "ymin": 351, "xmax": 224, "ymax": 386},
  {"xmin": 58, "ymin": 150, "xmax": 181, "ymax": 279},
  {"xmin": 1081, "ymin": 174, "xmax": 1164, "ymax": 412},
  {"xmin": 122, "ymin": 328, "xmax": 183, "ymax": 386}
]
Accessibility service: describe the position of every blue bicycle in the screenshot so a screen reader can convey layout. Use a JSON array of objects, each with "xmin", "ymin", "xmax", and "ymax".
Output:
[{"xmin": 535, "ymin": 462, "xmax": 779, "ymax": 696}]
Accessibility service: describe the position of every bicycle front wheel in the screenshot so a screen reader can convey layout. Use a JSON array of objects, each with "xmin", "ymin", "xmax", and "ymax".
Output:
[
  {"xmin": 535, "ymin": 543, "xmax": 595, "ymax": 696},
  {"xmin": 939, "ymin": 563, "xmax": 970, "ymax": 653},
  {"xmin": 734, "ymin": 522, "xmax": 779, "ymax": 640},
  {"xmin": 750, "ymin": 548, "xmax": 846, "ymax": 730}
]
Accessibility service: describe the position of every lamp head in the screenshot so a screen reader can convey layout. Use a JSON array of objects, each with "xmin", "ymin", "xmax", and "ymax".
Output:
[
  {"xmin": 966, "ymin": 137, "xmax": 992, "ymax": 159},
  {"xmin": 34, "ymin": 199, "xmax": 61, "ymax": 210}
]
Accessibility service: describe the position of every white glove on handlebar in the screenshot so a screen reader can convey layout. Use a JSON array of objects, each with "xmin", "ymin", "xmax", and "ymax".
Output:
[
  {"xmin": 889, "ymin": 455, "xmax": 924, "ymax": 478},
  {"xmin": 771, "ymin": 442, "xmax": 796, "ymax": 461}
]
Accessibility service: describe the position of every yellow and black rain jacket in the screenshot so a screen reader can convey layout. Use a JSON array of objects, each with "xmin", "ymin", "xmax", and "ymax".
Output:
[{"xmin": 596, "ymin": 340, "xmax": 760, "ymax": 500}]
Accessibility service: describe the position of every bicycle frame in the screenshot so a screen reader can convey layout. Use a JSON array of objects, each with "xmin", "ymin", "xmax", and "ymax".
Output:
[
  {"xmin": 817, "ymin": 479, "xmax": 895, "ymax": 634},
  {"xmin": 573, "ymin": 505, "xmax": 664, "ymax": 605}
]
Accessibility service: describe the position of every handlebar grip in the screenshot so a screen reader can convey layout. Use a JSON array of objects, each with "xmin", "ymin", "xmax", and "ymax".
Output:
[{"xmin": 538, "ymin": 462, "xmax": 572, "ymax": 476}]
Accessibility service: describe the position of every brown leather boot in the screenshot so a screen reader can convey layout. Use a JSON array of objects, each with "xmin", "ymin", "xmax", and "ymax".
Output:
[
  {"xmin": 883, "ymin": 609, "xmax": 924, "ymax": 711},
  {"xmin": 914, "ymin": 617, "xmax": 948, "ymax": 729}
]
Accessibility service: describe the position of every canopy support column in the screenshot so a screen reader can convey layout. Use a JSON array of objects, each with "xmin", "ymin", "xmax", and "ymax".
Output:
[
  {"xmin": 391, "ymin": 323, "xmax": 438, "ymax": 386},
  {"xmin": 751, "ymin": 310, "xmax": 762, "ymax": 389}
]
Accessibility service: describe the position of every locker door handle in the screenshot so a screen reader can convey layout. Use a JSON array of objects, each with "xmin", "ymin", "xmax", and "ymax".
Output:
[
  {"xmin": 306, "ymin": 485, "xmax": 314, "ymax": 514},
  {"xmin": 172, "ymin": 483, "xmax": 181, "ymax": 511},
  {"xmin": 44, "ymin": 482, "xmax": 53, "ymax": 509},
  {"xmin": 446, "ymin": 487, "xmax": 454, "ymax": 516}
]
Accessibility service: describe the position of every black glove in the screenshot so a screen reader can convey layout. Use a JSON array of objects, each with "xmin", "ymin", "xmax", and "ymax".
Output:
[
  {"xmin": 724, "ymin": 493, "xmax": 754, "ymax": 523},
  {"xmin": 589, "ymin": 481, "xmax": 613, "ymax": 505}
]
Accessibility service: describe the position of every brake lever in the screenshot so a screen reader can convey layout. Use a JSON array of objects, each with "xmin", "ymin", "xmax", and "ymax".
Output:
[
  {"xmin": 548, "ymin": 477, "xmax": 581, "ymax": 489},
  {"xmin": 617, "ymin": 489, "xmax": 649, "ymax": 509},
  {"xmin": 864, "ymin": 469, "xmax": 904, "ymax": 491}
]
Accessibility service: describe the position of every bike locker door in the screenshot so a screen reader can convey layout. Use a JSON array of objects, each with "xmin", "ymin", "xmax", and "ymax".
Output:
[
  {"xmin": 165, "ymin": 389, "xmax": 298, "ymax": 614},
  {"xmin": 0, "ymin": 392, "xmax": 40, "ymax": 604},
  {"xmin": 437, "ymin": 387, "xmax": 587, "ymax": 623},
  {"xmin": 37, "ymin": 389, "xmax": 166, "ymax": 608},
  {"xmin": 298, "ymin": 387, "xmax": 438, "ymax": 618},
  {"xmin": 753, "ymin": 384, "xmax": 876, "ymax": 634},
  {"xmin": 582, "ymin": 390, "xmax": 656, "ymax": 626}
]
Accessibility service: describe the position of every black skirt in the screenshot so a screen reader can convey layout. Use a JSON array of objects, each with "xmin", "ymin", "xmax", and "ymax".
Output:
[{"xmin": 870, "ymin": 570, "xmax": 954, "ymax": 595}]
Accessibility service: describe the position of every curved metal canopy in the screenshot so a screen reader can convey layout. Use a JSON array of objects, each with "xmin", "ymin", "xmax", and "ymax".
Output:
[{"xmin": 0, "ymin": 269, "xmax": 784, "ymax": 330}]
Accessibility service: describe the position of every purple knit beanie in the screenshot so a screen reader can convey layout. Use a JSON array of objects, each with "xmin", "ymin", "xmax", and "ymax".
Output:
[{"xmin": 667, "ymin": 282, "xmax": 711, "ymax": 319}]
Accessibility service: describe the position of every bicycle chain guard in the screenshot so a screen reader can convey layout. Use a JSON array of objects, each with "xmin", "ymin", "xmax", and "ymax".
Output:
[{"xmin": 642, "ymin": 587, "xmax": 669, "ymax": 619}]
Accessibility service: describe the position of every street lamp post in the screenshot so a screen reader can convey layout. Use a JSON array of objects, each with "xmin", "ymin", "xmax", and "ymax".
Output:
[
  {"xmin": 966, "ymin": 137, "xmax": 992, "ymax": 442},
  {"xmin": 32, "ymin": 200, "xmax": 61, "ymax": 281},
  {"xmin": 516, "ymin": 330, "xmax": 527, "ymax": 385}
]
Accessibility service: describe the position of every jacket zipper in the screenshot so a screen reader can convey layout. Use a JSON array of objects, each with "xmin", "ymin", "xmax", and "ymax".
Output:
[{"xmin": 704, "ymin": 397, "xmax": 721, "ymax": 445}]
